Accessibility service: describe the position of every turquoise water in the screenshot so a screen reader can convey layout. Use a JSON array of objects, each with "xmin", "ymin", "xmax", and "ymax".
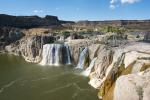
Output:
[{"xmin": 0, "ymin": 54, "xmax": 98, "ymax": 100}]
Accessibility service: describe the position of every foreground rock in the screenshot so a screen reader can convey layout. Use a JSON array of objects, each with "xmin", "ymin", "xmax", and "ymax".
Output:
[
  {"xmin": 114, "ymin": 68, "xmax": 150, "ymax": 100},
  {"xmin": 66, "ymin": 38, "xmax": 150, "ymax": 100},
  {"xmin": 88, "ymin": 42, "xmax": 150, "ymax": 99}
]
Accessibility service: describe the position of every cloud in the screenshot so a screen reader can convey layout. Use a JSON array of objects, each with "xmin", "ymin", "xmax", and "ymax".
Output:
[
  {"xmin": 110, "ymin": 0, "xmax": 118, "ymax": 4},
  {"xmin": 109, "ymin": 4, "xmax": 116, "ymax": 9},
  {"xmin": 121, "ymin": 0, "xmax": 140, "ymax": 4},
  {"xmin": 33, "ymin": 10, "xmax": 43, "ymax": 13},
  {"xmin": 109, "ymin": 0, "xmax": 141, "ymax": 9},
  {"xmin": 109, "ymin": 0, "xmax": 118, "ymax": 9}
]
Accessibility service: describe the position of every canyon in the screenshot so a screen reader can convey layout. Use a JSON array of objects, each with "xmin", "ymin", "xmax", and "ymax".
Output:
[{"xmin": 0, "ymin": 14, "xmax": 150, "ymax": 100}]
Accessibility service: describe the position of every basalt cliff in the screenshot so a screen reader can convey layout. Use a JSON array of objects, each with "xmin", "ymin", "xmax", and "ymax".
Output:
[{"xmin": 0, "ymin": 14, "xmax": 61, "ymax": 28}]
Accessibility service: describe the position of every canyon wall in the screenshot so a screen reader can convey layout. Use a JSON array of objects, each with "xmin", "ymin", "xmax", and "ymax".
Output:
[
  {"xmin": 0, "ymin": 14, "xmax": 60, "ymax": 28},
  {"xmin": 72, "ymin": 20, "xmax": 150, "ymax": 31},
  {"xmin": 0, "ymin": 14, "xmax": 150, "ymax": 31}
]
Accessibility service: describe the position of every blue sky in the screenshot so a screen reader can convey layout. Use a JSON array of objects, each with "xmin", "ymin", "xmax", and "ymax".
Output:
[{"xmin": 0, "ymin": 0, "xmax": 149, "ymax": 21}]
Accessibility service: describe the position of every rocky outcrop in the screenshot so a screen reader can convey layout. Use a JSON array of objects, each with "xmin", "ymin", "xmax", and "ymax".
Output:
[
  {"xmin": 91, "ymin": 34, "xmax": 128, "ymax": 47},
  {"xmin": 87, "ymin": 42, "xmax": 150, "ymax": 99},
  {"xmin": 114, "ymin": 68, "xmax": 150, "ymax": 100},
  {"xmin": 0, "ymin": 27, "xmax": 24, "ymax": 51},
  {"xmin": 67, "ymin": 34, "xmax": 127, "ymax": 64},
  {"xmin": 19, "ymin": 36, "xmax": 43, "ymax": 62},
  {"xmin": 89, "ymin": 45, "xmax": 114, "ymax": 86},
  {"xmin": 0, "ymin": 14, "xmax": 60, "ymax": 28},
  {"xmin": 67, "ymin": 39, "xmax": 93, "ymax": 65},
  {"xmin": 5, "ymin": 35, "xmax": 55, "ymax": 62},
  {"xmin": 65, "ymin": 38, "xmax": 150, "ymax": 100}
]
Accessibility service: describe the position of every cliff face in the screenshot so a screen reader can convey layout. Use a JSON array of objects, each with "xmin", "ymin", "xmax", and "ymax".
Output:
[
  {"xmin": 66, "ymin": 37, "xmax": 150, "ymax": 100},
  {"xmin": 0, "ymin": 14, "xmax": 60, "ymax": 28},
  {"xmin": 74, "ymin": 20, "xmax": 122, "ymax": 27},
  {"xmin": 0, "ymin": 27, "xmax": 24, "ymax": 51},
  {"xmin": 90, "ymin": 43, "xmax": 150, "ymax": 99},
  {"xmin": 5, "ymin": 35, "xmax": 55, "ymax": 62},
  {"xmin": 1, "ymin": 14, "xmax": 150, "ymax": 31},
  {"xmin": 72, "ymin": 20, "xmax": 150, "ymax": 31}
]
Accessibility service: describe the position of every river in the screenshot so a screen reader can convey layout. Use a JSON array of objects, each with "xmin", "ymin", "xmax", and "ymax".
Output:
[{"xmin": 0, "ymin": 54, "xmax": 98, "ymax": 100}]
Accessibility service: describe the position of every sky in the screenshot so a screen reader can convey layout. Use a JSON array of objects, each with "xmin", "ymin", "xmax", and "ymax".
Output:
[{"xmin": 0, "ymin": 0, "xmax": 150, "ymax": 21}]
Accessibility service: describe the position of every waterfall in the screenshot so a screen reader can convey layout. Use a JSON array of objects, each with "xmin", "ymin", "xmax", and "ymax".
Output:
[
  {"xmin": 81, "ymin": 57, "xmax": 97, "ymax": 76},
  {"xmin": 76, "ymin": 47, "xmax": 89, "ymax": 69},
  {"xmin": 40, "ymin": 44, "xmax": 71, "ymax": 66}
]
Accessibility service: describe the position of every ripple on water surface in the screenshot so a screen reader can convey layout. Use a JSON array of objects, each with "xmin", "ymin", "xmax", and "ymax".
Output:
[{"xmin": 0, "ymin": 54, "xmax": 98, "ymax": 100}]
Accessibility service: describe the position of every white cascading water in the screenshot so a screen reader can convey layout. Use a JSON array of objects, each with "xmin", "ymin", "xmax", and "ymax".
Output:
[
  {"xmin": 81, "ymin": 57, "xmax": 97, "ymax": 76},
  {"xmin": 40, "ymin": 44, "xmax": 71, "ymax": 66},
  {"xmin": 76, "ymin": 47, "xmax": 88, "ymax": 69}
]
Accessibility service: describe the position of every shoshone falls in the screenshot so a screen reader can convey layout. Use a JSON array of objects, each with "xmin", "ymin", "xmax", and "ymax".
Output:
[
  {"xmin": 39, "ymin": 43, "xmax": 94, "ymax": 76},
  {"xmin": 40, "ymin": 44, "xmax": 71, "ymax": 66},
  {"xmin": 39, "ymin": 41, "xmax": 150, "ymax": 100},
  {"xmin": 1, "ymin": 34, "xmax": 150, "ymax": 100},
  {"xmin": 39, "ymin": 43, "xmax": 93, "ymax": 76},
  {"xmin": 0, "ymin": 15, "xmax": 150, "ymax": 100}
]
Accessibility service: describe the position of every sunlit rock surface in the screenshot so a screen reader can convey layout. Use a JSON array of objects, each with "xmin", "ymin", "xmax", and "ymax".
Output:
[
  {"xmin": 67, "ymin": 39, "xmax": 92, "ymax": 65},
  {"xmin": 114, "ymin": 68, "xmax": 150, "ymax": 100},
  {"xmin": 88, "ymin": 42, "xmax": 150, "ymax": 99},
  {"xmin": 5, "ymin": 35, "xmax": 55, "ymax": 63}
]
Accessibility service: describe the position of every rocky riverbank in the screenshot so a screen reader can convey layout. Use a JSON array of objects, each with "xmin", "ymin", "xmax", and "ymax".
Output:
[{"xmin": 1, "ymin": 31, "xmax": 149, "ymax": 100}]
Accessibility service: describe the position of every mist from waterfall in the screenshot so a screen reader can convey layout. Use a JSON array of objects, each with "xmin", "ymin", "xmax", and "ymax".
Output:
[
  {"xmin": 40, "ymin": 44, "xmax": 71, "ymax": 66},
  {"xmin": 76, "ymin": 47, "xmax": 89, "ymax": 69}
]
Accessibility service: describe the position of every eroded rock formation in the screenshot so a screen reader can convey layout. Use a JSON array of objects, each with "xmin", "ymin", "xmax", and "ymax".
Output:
[
  {"xmin": 114, "ymin": 68, "xmax": 150, "ymax": 100},
  {"xmin": 88, "ymin": 42, "xmax": 150, "ymax": 100},
  {"xmin": 0, "ymin": 27, "xmax": 24, "ymax": 50},
  {"xmin": 5, "ymin": 35, "xmax": 55, "ymax": 62}
]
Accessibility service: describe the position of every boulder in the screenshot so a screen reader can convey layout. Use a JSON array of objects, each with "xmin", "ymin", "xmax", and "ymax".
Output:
[{"xmin": 114, "ymin": 68, "xmax": 150, "ymax": 100}]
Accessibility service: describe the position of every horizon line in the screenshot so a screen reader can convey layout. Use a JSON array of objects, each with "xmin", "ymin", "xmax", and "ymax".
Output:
[{"xmin": 0, "ymin": 13, "xmax": 150, "ymax": 22}]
